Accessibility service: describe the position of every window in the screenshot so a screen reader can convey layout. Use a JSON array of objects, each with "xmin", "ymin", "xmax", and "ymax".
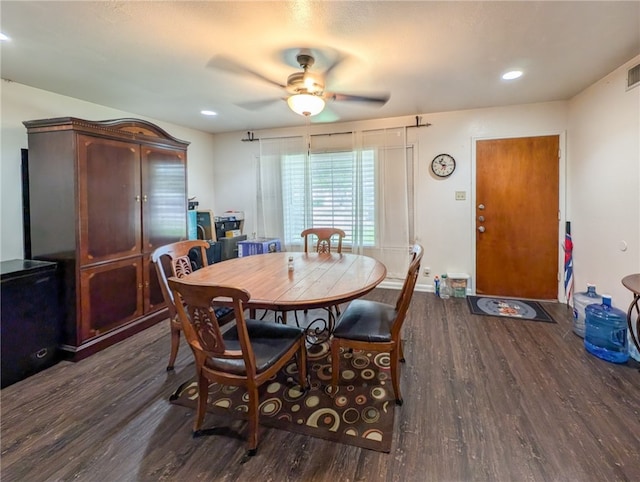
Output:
[
  {"xmin": 281, "ymin": 149, "xmax": 376, "ymax": 248},
  {"xmin": 258, "ymin": 127, "xmax": 410, "ymax": 275}
]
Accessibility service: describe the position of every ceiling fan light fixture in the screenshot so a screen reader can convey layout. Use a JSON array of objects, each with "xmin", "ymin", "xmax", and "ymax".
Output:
[{"xmin": 287, "ymin": 93, "xmax": 325, "ymax": 116}]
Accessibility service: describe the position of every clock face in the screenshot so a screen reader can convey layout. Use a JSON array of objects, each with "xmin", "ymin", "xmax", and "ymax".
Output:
[{"xmin": 431, "ymin": 154, "xmax": 456, "ymax": 178}]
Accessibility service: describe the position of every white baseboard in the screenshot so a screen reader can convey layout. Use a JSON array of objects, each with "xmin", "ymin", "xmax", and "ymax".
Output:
[
  {"xmin": 377, "ymin": 280, "xmax": 472, "ymax": 295},
  {"xmin": 378, "ymin": 280, "xmax": 431, "ymax": 292}
]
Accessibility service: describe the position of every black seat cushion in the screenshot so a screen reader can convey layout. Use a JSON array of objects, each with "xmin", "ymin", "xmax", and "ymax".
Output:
[
  {"xmin": 205, "ymin": 320, "xmax": 304, "ymax": 376},
  {"xmin": 332, "ymin": 299, "xmax": 397, "ymax": 343},
  {"xmin": 214, "ymin": 306, "xmax": 234, "ymax": 320}
]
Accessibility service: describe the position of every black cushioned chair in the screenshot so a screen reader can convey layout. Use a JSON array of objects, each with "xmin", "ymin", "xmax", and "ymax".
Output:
[
  {"xmin": 330, "ymin": 243, "xmax": 423, "ymax": 405},
  {"xmin": 168, "ymin": 277, "xmax": 308, "ymax": 457}
]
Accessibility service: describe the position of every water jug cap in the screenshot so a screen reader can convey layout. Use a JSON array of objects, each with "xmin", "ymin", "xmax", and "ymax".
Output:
[
  {"xmin": 587, "ymin": 283, "xmax": 595, "ymax": 288},
  {"xmin": 442, "ymin": 274, "xmax": 447, "ymax": 278},
  {"xmin": 602, "ymin": 294, "xmax": 612, "ymax": 307}
]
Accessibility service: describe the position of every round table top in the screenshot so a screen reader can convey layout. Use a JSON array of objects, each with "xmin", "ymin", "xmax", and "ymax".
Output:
[
  {"xmin": 622, "ymin": 274, "xmax": 640, "ymax": 295},
  {"xmin": 184, "ymin": 252, "xmax": 387, "ymax": 311}
]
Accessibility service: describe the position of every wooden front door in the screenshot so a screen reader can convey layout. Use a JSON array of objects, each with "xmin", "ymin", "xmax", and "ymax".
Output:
[{"xmin": 475, "ymin": 135, "xmax": 559, "ymax": 300}]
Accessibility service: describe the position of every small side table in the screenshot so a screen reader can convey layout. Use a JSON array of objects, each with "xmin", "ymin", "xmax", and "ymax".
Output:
[{"xmin": 621, "ymin": 274, "xmax": 640, "ymax": 355}]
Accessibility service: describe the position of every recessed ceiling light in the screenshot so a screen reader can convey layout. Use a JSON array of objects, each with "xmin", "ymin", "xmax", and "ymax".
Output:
[
  {"xmin": 502, "ymin": 70, "xmax": 523, "ymax": 80},
  {"xmin": 0, "ymin": 33, "xmax": 10, "ymax": 41},
  {"xmin": 200, "ymin": 110, "xmax": 217, "ymax": 116}
]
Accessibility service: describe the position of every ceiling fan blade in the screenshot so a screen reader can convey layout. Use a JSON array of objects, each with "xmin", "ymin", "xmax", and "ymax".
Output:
[
  {"xmin": 322, "ymin": 52, "xmax": 348, "ymax": 81},
  {"xmin": 235, "ymin": 98, "xmax": 283, "ymax": 111},
  {"xmin": 207, "ymin": 55, "xmax": 286, "ymax": 90},
  {"xmin": 325, "ymin": 92, "xmax": 390, "ymax": 105}
]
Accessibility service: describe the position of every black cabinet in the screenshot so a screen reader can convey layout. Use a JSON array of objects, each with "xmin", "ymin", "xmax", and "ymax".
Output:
[
  {"xmin": 220, "ymin": 235, "xmax": 247, "ymax": 261},
  {"xmin": 188, "ymin": 240, "xmax": 222, "ymax": 269},
  {"xmin": 1, "ymin": 259, "xmax": 61, "ymax": 388}
]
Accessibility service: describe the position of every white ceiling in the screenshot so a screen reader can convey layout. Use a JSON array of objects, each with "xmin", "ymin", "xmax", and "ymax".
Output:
[{"xmin": 1, "ymin": 1, "xmax": 639, "ymax": 134}]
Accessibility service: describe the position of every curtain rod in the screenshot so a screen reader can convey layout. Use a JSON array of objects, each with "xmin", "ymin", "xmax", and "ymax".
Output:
[
  {"xmin": 406, "ymin": 116, "xmax": 432, "ymax": 128},
  {"xmin": 310, "ymin": 131, "xmax": 353, "ymax": 137},
  {"xmin": 242, "ymin": 116, "xmax": 433, "ymax": 143},
  {"xmin": 241, "ymin": 131, "xmax": 259, "ymax": 142}
]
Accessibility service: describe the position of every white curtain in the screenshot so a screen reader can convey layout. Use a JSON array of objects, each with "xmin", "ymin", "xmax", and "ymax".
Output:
[
  {"xmin": 362, "ymin": 127, "xmax": 412, "ymax": 280},
  {"xmin": 257, "ymin": 136, "xmax": 305, "ymax": 249}
]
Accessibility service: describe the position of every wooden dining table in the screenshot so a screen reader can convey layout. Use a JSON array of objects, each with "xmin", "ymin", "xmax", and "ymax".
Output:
[{"xmin": 184, "ymin": 251, "xmax": 387, "ymax": 342}]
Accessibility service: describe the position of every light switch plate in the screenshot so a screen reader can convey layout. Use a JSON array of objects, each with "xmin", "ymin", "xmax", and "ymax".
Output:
[{"xmin": 455, "ymin": 191, "xmax": 466, "ymax": 200}]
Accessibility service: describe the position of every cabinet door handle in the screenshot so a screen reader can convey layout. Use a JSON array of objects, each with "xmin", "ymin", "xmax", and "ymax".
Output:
[
  {"xmin": 138, "ymin": 283, "xmax": 143, "ymax": 289},
  {"xmin": 135, "ymin": 195, "xmax": 141, "ymax": 202},
  {"xmin": 143, "ymin": 195, "xmax": 148, "ymax": 202}
]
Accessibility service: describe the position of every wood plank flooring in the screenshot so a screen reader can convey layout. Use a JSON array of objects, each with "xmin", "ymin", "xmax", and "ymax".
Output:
[{"xmin": 2, "ymin": 289, "xmax": 639, "ymax": 481}]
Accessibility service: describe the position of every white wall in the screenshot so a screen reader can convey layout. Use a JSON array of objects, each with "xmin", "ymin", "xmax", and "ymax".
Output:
[
  {"xmin": 567, "ymin": 55, "xmax": 640, "ymax": 311},
  {"xmin": 210, "ymin": 102, "xmax": 569, "ymax": 292},
  {"xmin": 3, "ymin": 56, "xmax": 637, "ymax": 309},
  {"xmin": 0, "ymin": 81, "xmax": 217, "ymax": 261}
]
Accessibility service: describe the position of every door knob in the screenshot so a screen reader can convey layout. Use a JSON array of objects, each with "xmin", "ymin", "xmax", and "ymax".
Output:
[
  {"xmin": 478, "ymin": 226, "xmax": 486, "ymax": 233},
  {"xmin": 478, "ymin": 204, "xmax": 485, "ymax": 210},
  {"xmin": 478, "ymin": 215, "xmax": 485, "ymax": 222}
]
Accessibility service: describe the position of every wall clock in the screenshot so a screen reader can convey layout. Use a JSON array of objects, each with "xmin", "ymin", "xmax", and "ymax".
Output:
[{"xmin": 431, "ymin": 153, "xmax": 456, "ymax": 178}]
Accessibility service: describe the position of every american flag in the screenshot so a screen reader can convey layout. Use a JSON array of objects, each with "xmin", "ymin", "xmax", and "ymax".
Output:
[{"xmin": 564, "ymin": 221, "xmax": 574, "ymax": 306}]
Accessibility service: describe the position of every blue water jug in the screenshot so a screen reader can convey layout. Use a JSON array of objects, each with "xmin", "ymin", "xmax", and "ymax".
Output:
[{"xmin": 584, "ymin": 295, "xmax": 628, "ymax": 364}]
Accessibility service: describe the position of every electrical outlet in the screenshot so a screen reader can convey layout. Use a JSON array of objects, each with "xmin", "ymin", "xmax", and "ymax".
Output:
[
  {"xmin": 423, "ymin": 267, "xmax": 431, "ymax": 276},
  {"xmin": 455, "ymin": 191, "xmax": 466, "ymax": 201}
]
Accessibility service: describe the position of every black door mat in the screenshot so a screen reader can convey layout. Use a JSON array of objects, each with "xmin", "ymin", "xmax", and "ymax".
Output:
[{"xmin": 467, "ymin": 296, "xmax": 555, "ymax": 323}]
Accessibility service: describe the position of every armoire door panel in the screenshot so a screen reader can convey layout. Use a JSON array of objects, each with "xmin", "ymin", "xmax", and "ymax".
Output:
[
  {"xmin": 80, "ymin": 258, "xmax": 143, "ymax": 341},
  {"xmin": 144, "ymin": 255, "xmax": 165, "ymax": 313},
  {"xmin": 78, "ymin": 135, "xmax": 142, "ymax": 265},
  {"xmin": 141, "ymin": 146, "xmax": 187, "ymax": 254}
]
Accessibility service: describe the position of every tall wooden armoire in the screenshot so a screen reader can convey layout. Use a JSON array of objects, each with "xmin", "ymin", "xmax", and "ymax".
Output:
[{"xmin": 23, "ymin": 117, "xmax": 190, "ymax": 360}]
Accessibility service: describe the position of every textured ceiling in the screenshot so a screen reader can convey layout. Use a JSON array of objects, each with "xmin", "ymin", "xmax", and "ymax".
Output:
[{"xmin": 1, "ymin": 1, "xmax": 639, "ymax": 133}]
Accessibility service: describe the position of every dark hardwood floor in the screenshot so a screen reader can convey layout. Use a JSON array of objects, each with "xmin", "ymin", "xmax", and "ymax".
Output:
[{"xmin": 2, "ymin": 289, "xmax": 639, "ymax": 481}]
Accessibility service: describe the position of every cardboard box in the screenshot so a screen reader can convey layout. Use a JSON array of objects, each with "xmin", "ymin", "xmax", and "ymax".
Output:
[
  {"xmin": 447, "ymin": 273, "xmax": 469, "ymax": 297},
  {"xmin": 238, "ymin": 238, "xmax": 282, "ymax": 257}
]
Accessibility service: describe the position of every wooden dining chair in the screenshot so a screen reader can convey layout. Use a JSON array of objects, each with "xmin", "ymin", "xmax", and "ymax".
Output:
[
  {"xmin": 151, "ymin": 240, "xmax": 234, "ymax": 371},
  {"xmin": 299, "ymin": 227, "xmax": 347, "ymax": 323},
  {"xmin": 301, "ymin": 227, "xmax": 346, "ymax": 254},
  {"xmin": 167, "ymin": 277, "xmax": 308, "ymax": 457},
  {"xmin": 330, "ymin": 243, "xmax": 423, "ymax": 405}
]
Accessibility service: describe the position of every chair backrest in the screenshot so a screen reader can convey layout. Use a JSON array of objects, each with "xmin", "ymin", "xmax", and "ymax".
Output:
[
  {"xmin": 391, "ymin": 243, "xmax": 424, "ymax": 338},
  {"xmin": 301, "ymin": 228, "xmax": 346, "ymax": 254},
  {"xmin": 167, "ymin": 278, "xmax": 256, "ymax": 373},
  {"xmin": 151, "ymin": 240, "xmax": 211, "ymax": 317}
]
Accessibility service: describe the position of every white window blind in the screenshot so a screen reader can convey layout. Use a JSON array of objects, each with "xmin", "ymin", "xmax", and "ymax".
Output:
[{"xmin": 282, "ymin": 149, "xmax": 375, "ymax": 247}]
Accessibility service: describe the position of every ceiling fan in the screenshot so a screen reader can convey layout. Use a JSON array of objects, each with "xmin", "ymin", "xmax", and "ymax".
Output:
[{"xmin": 208, "ymin": 51, "xmax": 390, "ymax": 117}]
